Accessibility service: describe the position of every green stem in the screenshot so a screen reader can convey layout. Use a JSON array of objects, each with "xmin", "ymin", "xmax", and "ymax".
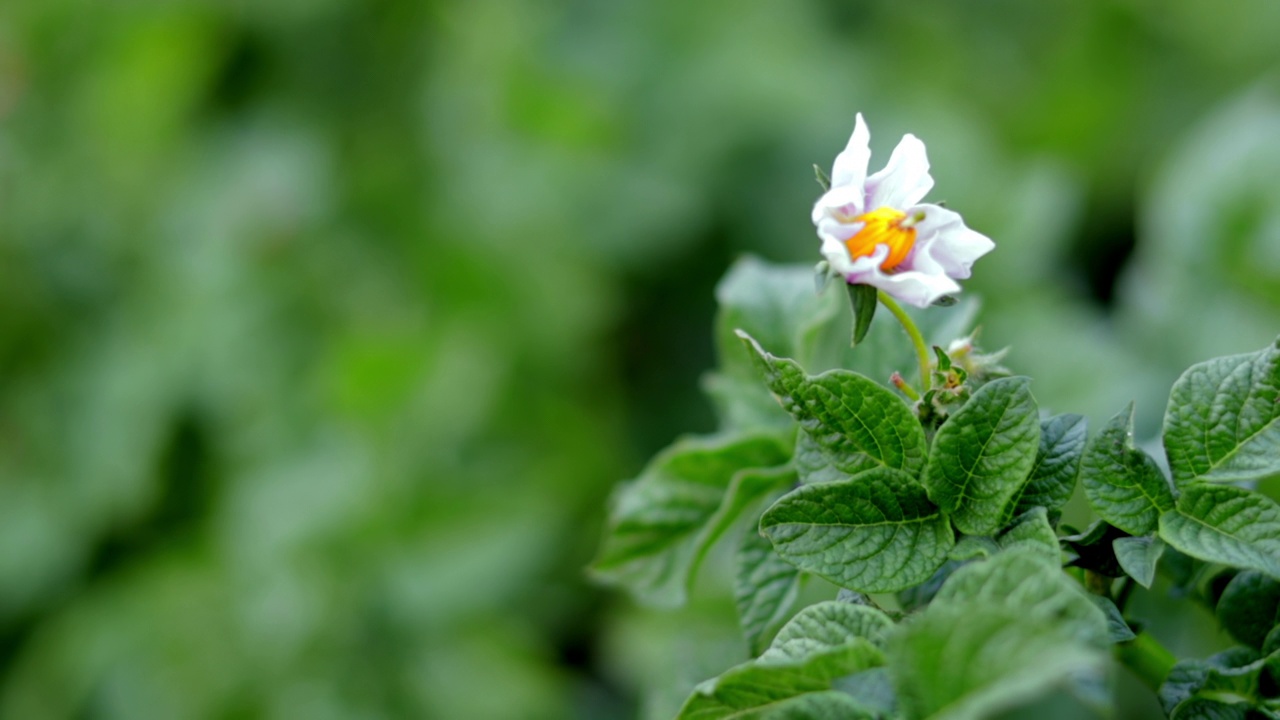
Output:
[
  {"xmin": 1115, "ymin": 632, "xmax": 1177, "ymax": 692},
  {"xmin": 877, "ymin": 291, "xmax": 932, "ymax": 391}
]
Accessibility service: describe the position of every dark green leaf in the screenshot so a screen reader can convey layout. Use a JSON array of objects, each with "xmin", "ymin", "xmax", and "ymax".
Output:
[
  {"xmin": 1014, "ymin": 414, "xmax": 1087, "ymax": 515},
  {"xmin": 1216, "ymin": 571, "xmax": 1280, "ymax": 649},
  {"xmin": 1159, "ymin": 484, "xmax": 1280, "ymax": 579},
  {"xmin": 591, "ymin": 433, "xmax": 791, "ymax": 606},
  {"xmin": 847, "ymin": 283, "xmax": 877, "ymax": 346},
  {"xmin": 1163, "ymin": 336, "xmax": 1280, "ymax": 487},
  {"xmin": 1080, "ymin": 403, "xmax": 1175, "ymax": 536},
  {"xmin": 922, "ymin": 376, "xmax": 1041, "ymax": 535},
  {"xmin": 760, "ymin": 468, "xmax": 954, "ymax": 593},
  {"xmin": 1087, "ymin": 595, "xmax": 1136, "ymax": 643},
  {"xmin": 1113, "ymin": 536, "xmax": 1165, "ymax": 589},
  {"xmin": 738, "ymin": 331, "xmax": 927, "ymax": 475},
  {"xmin": 735, "ymin": 527, "xmax": 802, "ymax": 656}
]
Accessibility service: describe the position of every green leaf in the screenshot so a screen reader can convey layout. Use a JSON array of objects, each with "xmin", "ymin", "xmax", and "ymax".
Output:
[
  {"xmin": 1087, "ymin": 595, "xmax": 1137, "ymax": 643},
  {"xmin": 1113, "ymin": 536, "xmax": 1166, "ymax": 589},
  {"xmin": 847, "ymin": 283, "xmax": 877, "ymax": 346},
  {"xmin": 689, "ymin": 465, "xmax": 800, "ymax": 583},
  {"xmin": 997, "ymin": 507, "xmax": 1061, "ymax": 561},
  {"xmin": 677, "ymin": 602, "xmax": 891, "ymax": 720},
  {"xmin": 1159, "ymin": 483, "xmax": 1280, "ymax": 579},
  {"xmin": 760, "ymin": 468, "xmax": 954, "ymax": 593},
  {"xmin": 735, "ymin": 528, "xmax": 802, "ymax": 656},
  {"xmin": 889, "ymin": 603, "xmax": 1106, "ymax": 720},
  {"xmin": 932, "ymin": 548, "xmax": 1111, "ymax": 647},
  {"xmin": 793, "ymin": 430, "xmax": 847, "ymax": 485},
  {"xmin": 708, "ymin": 258, "xmax": 843, "ymax": 431},
  {"xmin": 1160, "ymin": 648, "xmax": 1274, "ymax": 719},
  {"xmin": 949, "ymin": 536, "xmax": 999, "ymax": 561},
  {"xmin": 591, "ymin": 433, "xmax": 791, "ymax": 607},
  {"xmin": 1163, "ymin": 336, "xmax": 1280, "ymax": 487},
  {"xmin": 738, "ymin": 332, "xmax": 927, "ymax": 476},
  {"xmin": 1013, "ymin": 414, "xmax": 1087, "ymax": 515},
  {"xmin": 1080, "ymin": 403, "xmax": 1175, "ymax": 536},
  {"xmin": 922, "ymin": 376, "xmax": 1041, "ymax": 535},
  {"xmin": 1216, "ymin": 571, "xmax": 1280, "ymax": 648}
]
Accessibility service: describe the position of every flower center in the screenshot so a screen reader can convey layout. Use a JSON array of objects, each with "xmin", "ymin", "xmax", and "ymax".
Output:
[{"xmin": 844, "ymin": 207, "xmax": 919, "ymax": 271}]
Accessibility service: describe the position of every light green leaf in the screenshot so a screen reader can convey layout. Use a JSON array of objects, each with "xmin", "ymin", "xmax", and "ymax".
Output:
[
  {"xmin": 1014, "ymin": 414, "xmax": 1087, "ymax": 515},
  {"xmin": 738, "ymin": 332, "xmax": 927, "ymax": 476},
  {"xmin": 1080, "ymin": 403, "xmax": 1175, "ymax": 536},
  {"xmin": 949, "ymin": 536, "xmax": 999, "ymax": 561},
  {"xmin": 1159, "ymin": 484, "xmax": 1280, "ymax": 579},
  {"xmin": 1215, "ymin": 571, "xmax": 1280, "ymax": 649},
  {"xmin": 922, "ymin": 376, "xmax": 1041, "ymax": 535},
  {"xmin": 735, "ymin": 528, "xmax": 802, "ymax": 656},
  {"xmin": 932, "ymin": 548, "xmax": 1110, "ymax": 647},
  {"xmin": 1163, "ymin": 336, "xmax": 1280, "ymax": 487},
  {"xmin": 1113, "ymin": 536, "xmax": 1165, "ymax": 589},
  {"xmin": 889, "ymin": 603, "xmax": 1106, "ymax": 720},
  {"xmin": 591, "ymin": 433, "xmax": 791, "ymax": 607},
  {"xmin": 689, "ymin": 465, "xmax": 800, "ymax": 583},
  {"xmin": 760, "ymin": 468, "xmax": 954, "ymax": 593},
  {"xmin": 997, "ymin": 507, "xmax": 1060, "ymax": 561},
  {"xmin": 677, "ymin": 602, "xmax": 891, "ymax": 720}
]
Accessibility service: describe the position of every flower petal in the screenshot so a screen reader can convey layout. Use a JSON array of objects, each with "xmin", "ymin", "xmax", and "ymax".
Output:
[
  {"xmin": 865, "ymin": 133, "xmax": 934, "ymax": 210},
  {"xmin": 851, "ymin": 265, "xmax": 961, "ymax": 308},
  {"xmin": 820, "ymin": 227, "xmax": 876, "ymax": 275},
  {"xmin": 829, "ymin": 113, "xmax": 871, "ymax": 190},
  {"xmin": 910, "ymin": 203, "xmax": 995, "ymax": 279},
  {"xmin": 811, "ymin": 183, "xmax": 866, "ymax": 225}
]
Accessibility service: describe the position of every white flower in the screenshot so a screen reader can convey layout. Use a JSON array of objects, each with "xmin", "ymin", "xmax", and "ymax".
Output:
[{"xmin": 812, "ymin": 114, "xmax": 995, "ymax": 308}]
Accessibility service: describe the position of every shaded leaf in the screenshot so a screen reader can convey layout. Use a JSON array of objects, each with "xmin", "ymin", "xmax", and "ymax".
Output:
[
  {"xmin": 1113, "ymin": 536, "xmax": 1165, "ymax": 589},
  {"xmin": 1216, "ymin": 571, "xmax": 1280, "ymax": 649},
  {"xmin": 735, "ymin": 528, "xmax": 802, "ymax": 656}
]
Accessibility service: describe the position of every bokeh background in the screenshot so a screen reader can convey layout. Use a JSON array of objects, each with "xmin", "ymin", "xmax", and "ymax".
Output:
[{"xmin": 2, "ymin": 0, "xmax": 1280, "ymax": 718}]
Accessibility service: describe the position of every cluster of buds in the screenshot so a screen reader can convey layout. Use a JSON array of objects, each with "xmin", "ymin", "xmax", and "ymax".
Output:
[{"xmin": 908, "ymin": 333, "xmax": 1011, "ymax": 426}]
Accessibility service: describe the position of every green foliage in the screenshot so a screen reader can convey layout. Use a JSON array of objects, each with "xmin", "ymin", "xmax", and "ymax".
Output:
[
  {"xmin": 921, "ymin": 376, "xmax": 1041, "ymax": 535},
  {"xmin": 1163, "ymin": 338, "xmax": 1280, "ymax": 487},
  {"xmin": 592, "ymin": 434, "xmax": 791, "ymax": 607},
  {"xmin": 738, "ymin": 331, "xmax": 928, "ymax": 475},
  {"xmin": 599, "ymin": 257, "xmax": 1280, "ymax": 720},
  {"xmin": 1013, "ymin": 413, "xmax": 1088, "ymax": 515},
  {"xmin": 676, "ymin": 602, "xmax": 891, "ymax": 720},
  {"xmin": 1158, "ymin": 483, "xmax": 1280, "ymax": 579},
  {"xmin": 760, "ymin": 468, "xmax": 954, "ymax": 593},
  {"xmin": 1081, "ymin": 403, "xmax": 1176, "ymax": 535},
  {"xmin": 1113, "ymin": 536, "xmax": 1166, "ymax": 589}
]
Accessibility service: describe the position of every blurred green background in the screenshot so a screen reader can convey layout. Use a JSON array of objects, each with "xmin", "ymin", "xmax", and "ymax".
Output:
[{"xmin": 2, "ymin": 0, "xmax": 1280, "ymax": 718}]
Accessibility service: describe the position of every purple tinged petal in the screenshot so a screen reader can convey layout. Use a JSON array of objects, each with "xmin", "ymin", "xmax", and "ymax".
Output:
[
  {"xmin": 910, "ymin": 203, "xmax": 996, "ymax": 279},
  {"xmin": 830, "ymin": 113, "xmax": 872, "ymax": 190},
  {"xmin": 865, "ymin": 133, "xmax": 934, "ymax": 210}
]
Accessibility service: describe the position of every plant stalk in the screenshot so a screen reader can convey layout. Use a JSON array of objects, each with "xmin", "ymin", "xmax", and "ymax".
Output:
[
  {"xmin": 1115, "ymin": 632, "xmax": 1177, "ymax": 692},
  {"xmin": 877, "ymin": 291, "xmax": 932, "ymax": 391}
]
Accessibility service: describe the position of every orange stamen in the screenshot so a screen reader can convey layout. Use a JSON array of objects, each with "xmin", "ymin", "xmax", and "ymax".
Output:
[{"xmin": 844, "ymin": 207, "xmax": 918, "ymax": 271}]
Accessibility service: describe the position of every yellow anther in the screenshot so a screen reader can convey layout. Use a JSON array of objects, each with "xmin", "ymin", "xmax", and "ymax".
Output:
[{"xmin": 844, "ymin": 207, "xmax": 918, "ymax": 271}]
